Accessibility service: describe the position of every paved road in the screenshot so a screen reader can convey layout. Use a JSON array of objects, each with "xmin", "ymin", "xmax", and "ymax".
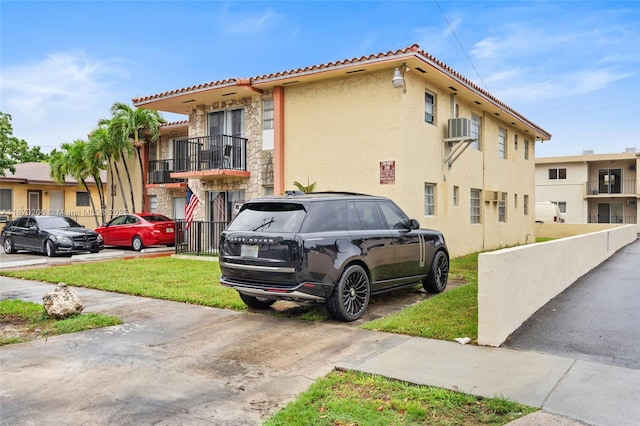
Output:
[{"xmin": 504, "ymin": 238, "xmax": 640, "ymax": 369}]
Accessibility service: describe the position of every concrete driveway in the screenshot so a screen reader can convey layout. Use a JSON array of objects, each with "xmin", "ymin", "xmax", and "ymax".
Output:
[{"xmin": 0, "ymin": 278, "xmax": 410, "ymax": 425}]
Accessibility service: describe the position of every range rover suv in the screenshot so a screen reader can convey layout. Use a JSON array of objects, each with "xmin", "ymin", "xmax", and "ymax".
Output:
[{"xmin": 219, "ymin": 192, "xmax": 449, "ymax": 321}]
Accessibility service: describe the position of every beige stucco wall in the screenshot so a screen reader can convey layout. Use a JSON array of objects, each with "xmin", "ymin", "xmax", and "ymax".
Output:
[
  {"xmin": 283, "ymin": 70, "xmax": 538, "ymax": 257},
  {"xmin": 1, "ymin": 181, "xmax": 106, "ymax": 229},
  {"xmin": 478, "ymin": 224, "xmax": 637, "ymax": 347}
]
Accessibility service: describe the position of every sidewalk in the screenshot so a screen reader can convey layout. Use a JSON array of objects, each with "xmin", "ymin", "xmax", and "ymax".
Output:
[{"xmin": 2, "ymin": 278, "xmax": 639, "ymax": 425}]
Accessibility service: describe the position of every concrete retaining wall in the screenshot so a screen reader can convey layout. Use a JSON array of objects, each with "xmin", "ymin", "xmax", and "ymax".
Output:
[{"xmin": 478, "ymin": 225, "xmax": 637, "ymax": 347}]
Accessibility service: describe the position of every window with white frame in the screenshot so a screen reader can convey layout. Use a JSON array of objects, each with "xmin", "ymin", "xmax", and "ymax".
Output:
[
  {"xmin": 424, "ymin": 183, "xmax": 436, "ymax": 215},
  {"xmin": 0, "ymin": 188, "xmax": 11, "ymax": 210},
  {"xmin": 498, "ymin": 192, "xmax": 507, "ymax": 222},
  {"xmin": 424, "ymin": 91, "xmax": 435, "ymax": 124},
  {"xmin": 548, "ymin": 168, "xmax": 567, "ymax": 180},
  {"xmin": 498, "ymin": 127, "xmax": 507, "ymax": 159},
  {"xmin": 471, "ymin": 114, "xmax": 481, "ymax": 150},
  {"xmin": 524, "ymin": 194, "xmax": 529, "ymax": 215},
  {"xmin": 453, "ymin": 186, "xmax": 459, "ymax": 206},
  {"xmin": 149, "ymin": 195, "xmax": 158, "ymax": 212},
  {"xmin": 552, "ymin": 201, "xmax": 567, "ymax": 213},
  {"xmin": 263, "ymin": 98, "xmax": 274, "ymax": 130},
  {"xmin": 470, "ymin": 189, "xmax": 481, "ymax": 224}
]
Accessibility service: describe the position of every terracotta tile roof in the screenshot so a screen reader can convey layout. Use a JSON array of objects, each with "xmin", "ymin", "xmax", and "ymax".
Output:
[
  {"xmin": 160, "ymin": 120, "xmax": 189, "ymax": 128},
  {"xmin": 132, "ymin": 44, "xmax": 550, "ymax": 138},
  {"xmin": 1, "ymin": 162, "xmax": 106, "ymax": 185}
]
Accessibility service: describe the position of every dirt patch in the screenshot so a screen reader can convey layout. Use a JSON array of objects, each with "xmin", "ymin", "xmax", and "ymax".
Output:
[{"xmin": 0, "ymin": 317, "xmax": 43, "ymax": 342}]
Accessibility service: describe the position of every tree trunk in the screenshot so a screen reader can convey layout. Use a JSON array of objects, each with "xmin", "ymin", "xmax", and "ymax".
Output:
[{"xmin": 120, "ymin": 149, "xmax": 136, "ymax": 213}]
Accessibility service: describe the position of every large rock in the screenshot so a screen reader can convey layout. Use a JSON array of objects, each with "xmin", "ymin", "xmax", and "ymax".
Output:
[{"xmin": 43, "ymin": 283, "xmax": 84, "ymax": 319}]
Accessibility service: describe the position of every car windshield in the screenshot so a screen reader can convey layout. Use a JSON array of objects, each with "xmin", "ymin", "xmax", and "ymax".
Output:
[
  {"xmin": 36, "ymin": 217, "xmax": 82, "ymax": 229},
  {"xmin": 226, "ymin": 202, "xmax": 306, "ymax": 233}
]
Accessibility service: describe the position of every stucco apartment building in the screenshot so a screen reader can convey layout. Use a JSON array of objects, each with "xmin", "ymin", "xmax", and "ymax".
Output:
[
  {"xmin": 535, "ymin": 149, "xmax": 640, "ymax": 231},
  {"xmin": 0, "ymin": 162, "xmax": 107, "ymax": 229},
  {"xmin": 130, "ymin": 44, "xmax": 551, "ymax": 257}
]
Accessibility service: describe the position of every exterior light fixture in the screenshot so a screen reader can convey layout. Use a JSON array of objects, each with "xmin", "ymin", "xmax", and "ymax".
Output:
[{"xmin": 392, "ymin": 63, "xmax": 409, "ymax": 92}]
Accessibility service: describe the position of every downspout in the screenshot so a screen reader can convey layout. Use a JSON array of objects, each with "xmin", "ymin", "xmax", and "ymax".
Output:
[{"xmin": 273, "ymin": 86, "xmax": 285, "ymax": 195}]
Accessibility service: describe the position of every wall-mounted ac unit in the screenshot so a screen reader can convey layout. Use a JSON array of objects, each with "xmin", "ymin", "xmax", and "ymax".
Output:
[
  {"xmin": 629, "ymin": 163, "xmax": 636, "ymax": 171},
  {"xmin": 447, "ymin": 118, "xmax": 471, "ymax": 139},
  {"xmin": 484, "ymin": 190, "xmax": 499, "ymax": 203},
  {"xmin": 627, "ymin": 199, "xmax": 637, "ymax": 206}
]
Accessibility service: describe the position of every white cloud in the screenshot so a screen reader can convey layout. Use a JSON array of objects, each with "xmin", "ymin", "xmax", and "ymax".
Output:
[
  {"xmin": 216, "ymin": 5, "xmax": 281, "ymax": 35},
  {"xmin": 0, "ymin": 50, "xmax": 130, "ymax": 151}
]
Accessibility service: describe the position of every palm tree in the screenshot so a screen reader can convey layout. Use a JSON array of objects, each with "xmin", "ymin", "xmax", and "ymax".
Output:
[
  {"xmin": 107, "ymin": 102, "xmax": 165, "ymax": 212},
  {"xmin": 90, "ymin": 124, "xmax": 129, "ymax": 218},
  {"xmin": 49, "ymin": 141, "xmax": 103, "ymax": 228}
]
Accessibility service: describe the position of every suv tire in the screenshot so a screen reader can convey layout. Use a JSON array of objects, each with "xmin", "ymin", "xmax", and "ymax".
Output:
[
  {"xmin": 423, "ymin": 250, "xmax": 449, "ymax": 293},
  {"xmin": 326, "ymin": 264, "xmax": 370, "ymax": 322},
  {"xmin": 239, "ymin": 293, "xmax": 276, "ymax": 309}
]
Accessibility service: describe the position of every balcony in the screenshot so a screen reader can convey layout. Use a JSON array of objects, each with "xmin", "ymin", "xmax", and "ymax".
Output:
[
  {"xmin": 148, "ymin": 159, "xmax": 184, "ymax": 184},
  {"xmin": 586, "ymin": 180, "xmax": 636, "ymax": 196},
  {"xmin": 147, "ymin": 135, "xmax": 250, "ymax": 183}
]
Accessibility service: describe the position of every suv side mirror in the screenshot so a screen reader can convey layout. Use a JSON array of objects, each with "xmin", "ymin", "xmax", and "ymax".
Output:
[{"xmin": 409, "ymin": 219, "xmax": 420, "ymax": 230}]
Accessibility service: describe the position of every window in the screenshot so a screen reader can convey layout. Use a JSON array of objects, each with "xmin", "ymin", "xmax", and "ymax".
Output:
[
  {"xmin": 76, "ymin": 192, "xmax": 90, "ymax": 207},
  {"xmin": 514, "ymin": 134, "xmax": 518, "ymax": 151},
  {"xmin": 0, "ymin": 188, "xmax": 11, "ymax": 210},
  {"xmin": 498, "ymin": 192, "xmax": 507, "ymax": 222},
  {"xmin": 379, "ymin": 201, "xmax": 410, "ymax": 229},
  {"xmin": 470, "ymin": 189, "xmax": 481, "ymax": 224},
  {"xmin": 453, "ymin": 186, "xmax": 459, "ymax": 206},
  {"xmin": 552, "ymin": 201, "xmax": 567, "ymax": 213},
  {"xmin": 524, "ymin": 139, "xmax": 530, "ymax": 160},
  {"xmin": 598, "ymin": 168, "xmax": 622, "ymax": 194},
  {"xmin": 498, "ymin": 127, "xmax": 506, "ymax": 159},
  {"xmin": 263, "ymin": 98, "xmax": 274, "ymax": 130},
  {"xmin": 548, "ymin": 168, "xmax": 567, "ymax": 180},
  {"xmin": 424, "ymin": 183, "xmax": 435, "ymax": 215},
  {"xmin": 149, "ymin": 195, "xmax": 158, "ymax": 212},
  {"xmin": 471, "ymin": 114, "xmax": 481, "ymax": 150},
  {"xmin": 524, "ymin": 195, "xmax": 529, "ymax": 215},
  {"xmin": 424, "ymin": 91, "xmax": 435, "ymax": 124},
  {"xmin": 514, "ymin": 193, "xmax": 518, "ymax": 209}
]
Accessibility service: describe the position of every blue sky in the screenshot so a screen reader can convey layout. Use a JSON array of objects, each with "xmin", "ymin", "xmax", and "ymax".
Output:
[{"xmin": 1, "ymin": 1, "xmax": 638, "ymax": 158}]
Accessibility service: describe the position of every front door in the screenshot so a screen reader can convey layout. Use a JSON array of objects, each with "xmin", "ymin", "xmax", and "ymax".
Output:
[
  {"xmin": 28, "ymin": 191, "xmax": 41, "ymax": 214},
  {"xmin": 50, "ymin": 190, "xmax": 64, "ymax": 215}
]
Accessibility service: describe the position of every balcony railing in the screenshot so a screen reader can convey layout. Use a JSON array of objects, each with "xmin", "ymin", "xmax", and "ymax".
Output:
[
  {"xmin": 148, "ymin": 159, "xmax": 184, "ymax": 184},
  {"xmin": 586, "ymin": 180, "xmax": 636, "ymax": 195},
  {"xmin": 174, "ymin": 135, "xmax": 247, "ymax": 173},
  {"xmin": 588, "ymin": 215, "xmax": 637, "ymax": 225}
]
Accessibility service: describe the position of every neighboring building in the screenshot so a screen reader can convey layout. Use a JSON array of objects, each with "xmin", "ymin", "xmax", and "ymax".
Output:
[
  {"xmin": 0, "ymin": 162, "xmax": 107, "ymax": 229},
  {"xmin": 536, "ymin": 149, "xmax": 640, "ymax": 231},
  {"xmin": 132, "ymin": 44, "xmax": 552, "ymax": 257}
]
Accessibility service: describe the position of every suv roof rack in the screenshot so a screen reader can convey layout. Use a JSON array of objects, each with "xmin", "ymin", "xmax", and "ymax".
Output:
[{"xmin": 283, "ymin": 190, "xmax": 369, "ymax": 197}]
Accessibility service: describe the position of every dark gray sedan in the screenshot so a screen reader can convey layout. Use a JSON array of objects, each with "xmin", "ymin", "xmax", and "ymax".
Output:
[{"xmin": 2, "ymin": 215, "xmax": 104, "ymax": 257}]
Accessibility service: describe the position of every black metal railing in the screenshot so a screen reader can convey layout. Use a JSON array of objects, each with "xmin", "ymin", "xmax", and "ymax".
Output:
[
  {"xmin": 172, "ymin": 135, "xmax": 247, "ymax": 173},
  {"xmin": 586, "ymin": 180, "xmax": 636, "ymax": 195},
  {"xmin": 148, "ymin": 159, "xmax": 184, "ymax": 184},
  {"xmin": 587, "ymin": 215, "xmax": 637, "ymax": 225},
  {"xmin": 174, "ymin": 220, "xmax": 227, "ymax": 256}
]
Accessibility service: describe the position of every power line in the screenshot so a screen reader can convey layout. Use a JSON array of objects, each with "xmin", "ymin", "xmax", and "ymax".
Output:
[{"xmin": 434, "ymin": 0, "xmax": 489, "ymax": 92}]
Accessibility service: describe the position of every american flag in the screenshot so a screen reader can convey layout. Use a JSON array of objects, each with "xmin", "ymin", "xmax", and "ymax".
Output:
[{"xmin": 185, "ymin": 186, "xmax": 200, "ymax": 230}]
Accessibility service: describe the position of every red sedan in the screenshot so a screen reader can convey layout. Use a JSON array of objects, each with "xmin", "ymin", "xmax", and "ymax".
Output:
[{"xmin": 95, "ymin": 213, "xmax": 177, "ymax": 251}]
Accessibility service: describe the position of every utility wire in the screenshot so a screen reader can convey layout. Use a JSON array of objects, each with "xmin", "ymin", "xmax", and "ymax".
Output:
[{"xmin": 434, "ymin": 0, "xmax": 489, "ymax": 92}]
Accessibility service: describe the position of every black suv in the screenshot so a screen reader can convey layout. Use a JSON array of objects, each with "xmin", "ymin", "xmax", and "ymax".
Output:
[{"xmin": 219, "ymin": 192, "xmax": 449, "ymax": 321}]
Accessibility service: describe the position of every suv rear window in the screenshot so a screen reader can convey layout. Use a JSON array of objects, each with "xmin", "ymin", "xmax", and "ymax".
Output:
[{"xmin": 227, "ymin": 202, "xmax": 306, "ymax": 233}]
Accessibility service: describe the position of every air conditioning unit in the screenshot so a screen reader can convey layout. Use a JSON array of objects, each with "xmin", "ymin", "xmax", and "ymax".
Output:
[
  {"xmin": 484, "ymin": 190, "xmax": 499, "ymax": 203},
  {"xmin": 627, "ymin": 199, "xmax": 637, "ymax": 206},
  {"xmin": 447, "ymin": 118, "xmax": 471, "ymax": 139},
  {"xmin": 629, "ymin": 163, "xmax": 636, "ymax": 171}
]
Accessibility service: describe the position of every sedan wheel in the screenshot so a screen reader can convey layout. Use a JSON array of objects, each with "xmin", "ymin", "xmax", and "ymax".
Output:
[
  {"xmin": 45, "ymin": 240, "xmax": 56, "ymax": 257},
  {"xmin": 3, "ymin": 237, "xmax": 17, "ymax": 254},
  {"xmin": 132, "ymin": 236, "xmax": 144, "ymax": 252},
  {"xmin": 423, "ymin": 250, "xmax": 449, "ymax": 293},
  {"xmin": 326, "ymin": 264, "xmax": 370, "ymax": 322}
]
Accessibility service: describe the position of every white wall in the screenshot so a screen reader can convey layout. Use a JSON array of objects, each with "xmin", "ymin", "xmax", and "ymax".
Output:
[{"xmin": 478, "ymin": 225, "xmax": 637, "ymax": 347}]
